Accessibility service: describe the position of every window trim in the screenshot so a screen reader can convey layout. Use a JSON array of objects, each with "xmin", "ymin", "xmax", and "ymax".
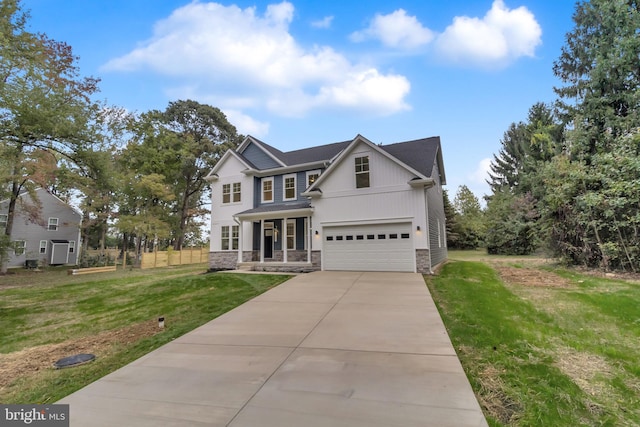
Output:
[
  {"xmin": 222, "ymin": 182, "xmax": 241, "ymax": 204},
  {"xmin": 48, "ymin": 217, "xmax": 59, "ymax": 231},
  {"xmin": 68, "ymin": 240, "xmax": 75, "ymax": 254},
  {"xmin": 232, "ymin": 182, "xmax": 241, "ymax": 203},
  {"xmin": 221, "ymin": 225, "xmax": 239, "ymax": 251},
  {"xmin": 222, "ymin": 184, "xmax": 231, "ymax": 204},
  {"xmin": 355, "ymin": 155, "xmax": 370, "ymax": 189},
  {"xmin": 262, "ymin": 177, "xmax": 274, "ymax": 203},
  {"xmin": 283, "ymin": 174, "xmax": 297, "ymax": 201},
  {"xmin": 39, "ymin": 240, "xmax": 47, "ymax": 254},
  {"xmin": 306, "ymin": 170, "xmax": 321, "ymax": 188}
]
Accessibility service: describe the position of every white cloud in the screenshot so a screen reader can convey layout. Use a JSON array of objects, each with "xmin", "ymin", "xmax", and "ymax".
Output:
[
  {"xmin": 103, "ymin": 1, "xmax": 410, "ymax": 118},
  {"xmin": 311, "ymin": 16, "xmax": 333, "ymax": 29},
  {"xmin": 224, "ymin": 109, "xmax": 270, "ymax": 138},
  {"xmin": 350, "ymin": 9, "xmax": 434, "ymax": 49},
  {"xmin": 469, "ymin": 157, "xmax": 492, "ymax": 184},
  {"xmin": 435, "ymin": 0, "xmax": 541, "ymax": 67}
]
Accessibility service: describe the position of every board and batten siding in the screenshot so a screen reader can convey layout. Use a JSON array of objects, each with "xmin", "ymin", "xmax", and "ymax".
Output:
[
  {"xmin": 210, "ymin": 154, "xmax": 254, "ymax": 252},
  {"xmin": 311, "ymin": 141, "xmax": 429, "ymax": 253}
]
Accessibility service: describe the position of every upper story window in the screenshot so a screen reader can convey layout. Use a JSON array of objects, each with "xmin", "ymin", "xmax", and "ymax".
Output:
[
  {"xmin": 0, "ymin": 214, "xmax": 7, "ymax": 230},
  {"xmin": 283, "ymin": 174, "xmax": 296, "ymax": 201},
  {"xmin": 306, "ymin": 170, "xmax": 320, "ymax": 187},
  {"xmin": 48, "ymin": 217, "xmax": 59, "ymax": 231},
  {"xmin": 222, "ymin": 182, "xmax": 241, "ymax": 204},
  {"xmin": 262, "ymin": 177, "xmax": 274, "ymax": 203},
  {"xmin": 355, "ymin": 156, "xmax": 370, "ymax": 188}
]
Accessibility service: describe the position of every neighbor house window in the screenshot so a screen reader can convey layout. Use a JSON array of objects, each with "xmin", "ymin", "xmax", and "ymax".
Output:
[
  {"xmin": 355, "ymin": 156, "xmax": 370, "ymax": 188},
  {"xmin": 306, "ymin": 170, "xmax": 320, "ymax": 187},
  {"xmin": 48, "ymin": 217, "xmax": 59, "ymax": 231},
  {"xmin": 14, "ymin": 240, "xmax": 26, "ymax": 255},
  {"xmin": 222, "ymin": 183, "xmax": 241, "ymax": 204},
  {"xmin": 39, "ymin": 240, "xmax": 47, "ymax": 254},
  {"xmin": 0, "ymin": 214, "xmax": 7, "ymax": 230},
  {"xmin": 262, "ymin": 177, "xmax": 273, "ymax": 203},
  {"xmin": 284, "ymin": 174, "xmax": 296, "ymax": 200},
  {"xmin": 286, "ymin": 219, "xmax": 295, "ymax": 250},
  {"xmin": 69, "ymin": 241, "xmax": 75, "ymax": 254},
  {"xmin": 221, "ymin": 225, "xmax": 239, "ymax": 250}
]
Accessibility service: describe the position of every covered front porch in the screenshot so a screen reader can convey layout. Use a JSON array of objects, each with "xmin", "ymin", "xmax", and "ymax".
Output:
[{"xmin": 234, "ymin": 202, "xmax": 321, "ymax": 272}]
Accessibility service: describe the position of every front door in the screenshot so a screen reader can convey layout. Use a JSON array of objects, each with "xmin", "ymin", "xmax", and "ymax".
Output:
[{"xmin": 264, "ymin": 225, "xmax": 273, "ymax": 259}]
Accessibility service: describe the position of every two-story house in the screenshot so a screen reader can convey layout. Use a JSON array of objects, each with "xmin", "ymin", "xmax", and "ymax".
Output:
[
  {"xmin": 206, "ymin": 134, "xmax": 447, "ymax": 273},
  {"xmin": 0, "ymin": 188, "xmax": 82, "ymax": 268}
]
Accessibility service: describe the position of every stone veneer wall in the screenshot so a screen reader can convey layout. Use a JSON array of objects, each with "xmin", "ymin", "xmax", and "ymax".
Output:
[
  {"xmin": 415, "ymin": 249, "xmax": 431, "ymax": 274},
  {"xmin": 209, "ymin": 251, "xmax": 238, "ymax": 270}
]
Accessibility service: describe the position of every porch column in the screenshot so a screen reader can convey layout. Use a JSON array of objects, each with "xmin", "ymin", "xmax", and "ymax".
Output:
[
  {"xmin": 307, "ymin": 215, "xmax": 312, "ymax": 263},
  {"xmin": 260, "ymin": 219, "xmax": 264, "ymax": 263},
  {"xmin": 236, "ymin": 219, "xmax": 243, "ymax": 264},
  {"xmin": 283, "ymin": 217, "xmax": 288, "ymax": 263}
]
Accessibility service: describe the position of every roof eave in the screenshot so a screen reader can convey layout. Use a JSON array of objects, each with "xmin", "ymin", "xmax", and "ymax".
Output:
[{"xmin": 234, "ymin": 207, "xmax": 315, "ymax": 221}]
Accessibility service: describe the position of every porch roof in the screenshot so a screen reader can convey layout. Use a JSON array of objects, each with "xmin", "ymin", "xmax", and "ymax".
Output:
[{"xmin": 234, "ymin": 202, "xmax": 313, "ymax": 220}]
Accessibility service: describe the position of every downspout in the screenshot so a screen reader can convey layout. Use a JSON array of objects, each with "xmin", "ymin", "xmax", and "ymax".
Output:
[{"xmin": 233, "ymin": 216, "xmax": 242, "ymax": 267}]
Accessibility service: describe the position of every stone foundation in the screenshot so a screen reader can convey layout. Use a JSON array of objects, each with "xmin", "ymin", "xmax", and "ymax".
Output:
[
  {"xmin": 209, "ymin": 251, "xmax": 238, "ymax": 270},
  {"xmin": 415, "ymin": 249, "xmax": 431, "ymax": 274}
]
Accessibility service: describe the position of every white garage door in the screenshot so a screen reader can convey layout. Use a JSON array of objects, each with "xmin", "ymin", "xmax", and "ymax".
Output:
[{"xmin": 323, "ymin": 223, "xmax": 415, "ymax": 272}]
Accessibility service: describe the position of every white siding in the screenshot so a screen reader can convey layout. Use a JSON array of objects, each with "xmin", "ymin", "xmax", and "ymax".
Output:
[
  {"xmin": 210, "ymin": 155, "xmax": 254, "ymax": 252},
  {"xmin": 311, "ymin": 141, "xmax": 428, "ymax": 253}
]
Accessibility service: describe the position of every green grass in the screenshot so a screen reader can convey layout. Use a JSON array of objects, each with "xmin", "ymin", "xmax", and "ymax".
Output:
[
  {"xmin": 0, "ymin": 265, "xmax": 291, "ymax": 403},
  {"xmin": 425, "ymin": 261, "xmax": 640, "ymax": 426}
]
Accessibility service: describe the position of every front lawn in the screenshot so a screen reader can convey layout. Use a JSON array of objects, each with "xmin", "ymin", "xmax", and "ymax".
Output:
[
  {"xmin": 426, "ymin": 260, "xmax": 640, "ymax": 426},
  {"xmin": 0, "ymin": 265, "xmax": 291, "ymax": 403}
]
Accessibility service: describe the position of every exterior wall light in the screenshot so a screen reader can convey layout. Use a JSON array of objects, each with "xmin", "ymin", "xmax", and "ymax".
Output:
[{"xmin": 417, "ymin": 226, "xmax": 421, "ymax": 231}]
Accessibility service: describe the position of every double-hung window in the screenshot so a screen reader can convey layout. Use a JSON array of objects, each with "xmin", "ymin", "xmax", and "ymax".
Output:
[
  {"xmin": 262, "ymin": 177, "xmax": 273, "ymax": 203},
  {"xmin": 69, "ymin": 241, "xmax": 76, "ymax": 254},
  {"xmin": 232, "ymin": 182, "xmax": 241, "ymax": 202},
  {"xmin": 306, "ymin": 170, "xmax": 320, "ymax": 188},
  {"xmin": 221, "ymin": 225, "xmax": 239, "ymax": 250},
  {"xmin": 283, "ymin": 174, "xmax": 296, "ymax": 201},
  {"xmin": 14, "ymin": 241, "xmax": 26, "ymax": 255},
  {"xmin": 355, "ymin": 156, "xmax": 370, "ymax": 188},
  {"xmin": 286, "ymin": 219, "xmax": 295, "ymax": 250},
  {"xmin": 0, "ymin": 214, "xmax": 7, "ymax": 231},
  {"xmin": 48, "ymin": 217, "xmax": 59, "ymax": 231},
  {"xmin": 39, "ymin": 240, "xmax": 47, "ymax": 254},
  {"xmin": 222, "ymin": 182, "xmax": 241, "ymax": 204}
]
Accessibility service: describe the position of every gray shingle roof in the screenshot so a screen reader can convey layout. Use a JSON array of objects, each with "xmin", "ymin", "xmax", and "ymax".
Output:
[
  {"xmin": 241, "ymin": 135, "xmax": 442, "ymax": 179},
  {"xmin": 379, "ymin": 137, "xmax": 441, "ymax": 178}
]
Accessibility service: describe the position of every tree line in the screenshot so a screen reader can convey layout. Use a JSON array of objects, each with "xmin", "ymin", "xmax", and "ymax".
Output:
[
  {"xmin": 0, "ymin": 1, "xmax": 242, "ymax": 273},
  {"xmin": 446, "ymin": 0, "xmax": 640, "ymax": 272}
]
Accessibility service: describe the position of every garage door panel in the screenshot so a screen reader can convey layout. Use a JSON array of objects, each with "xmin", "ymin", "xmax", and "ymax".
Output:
[{"xmin": 323, "ymin": 223, "xmax": 414, "ymax": 272}]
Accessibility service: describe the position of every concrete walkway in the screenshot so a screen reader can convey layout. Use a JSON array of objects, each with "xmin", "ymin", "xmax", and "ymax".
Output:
[{"xmin": 59, "ymin": 271, "xmax": 487, "ymax": 426}]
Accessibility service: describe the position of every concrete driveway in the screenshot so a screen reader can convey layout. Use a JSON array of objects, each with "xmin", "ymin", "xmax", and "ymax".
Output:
[{"xmin": 59, "ymin": 271, "xmax": 487, "ymax": 426}]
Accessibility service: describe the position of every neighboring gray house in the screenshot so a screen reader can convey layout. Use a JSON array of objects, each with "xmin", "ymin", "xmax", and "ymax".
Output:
[
  {"xmin": 0, "ymin": 188, "xmax": 81, "ymax": 267},
  {"xmin": 206, "ymin": 134, "xmax": 448, "ymax": 273}
]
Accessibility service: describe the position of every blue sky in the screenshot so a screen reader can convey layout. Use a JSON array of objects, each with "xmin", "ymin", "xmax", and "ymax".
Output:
[{"xmin": 22, "ymin": 0, "xmax": 576, "ymax": 201}]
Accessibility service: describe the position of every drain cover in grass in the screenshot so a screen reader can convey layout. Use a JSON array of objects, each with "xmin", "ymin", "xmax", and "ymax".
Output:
[{"xmin": 53, "ymin": 353, "xmax": 96, "ymax": 369}]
